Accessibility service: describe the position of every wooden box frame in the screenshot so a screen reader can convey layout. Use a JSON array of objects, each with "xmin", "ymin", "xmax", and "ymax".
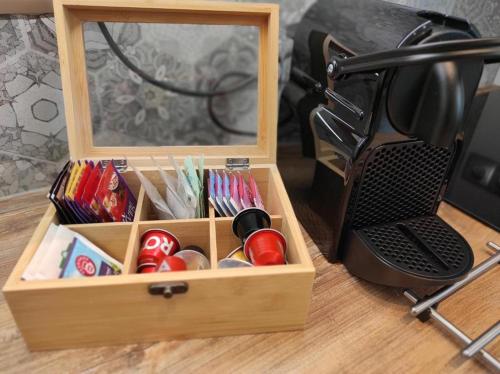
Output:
[{"xmin": 2, "ymin": 0, "xmax": 315, "ymax": 350}]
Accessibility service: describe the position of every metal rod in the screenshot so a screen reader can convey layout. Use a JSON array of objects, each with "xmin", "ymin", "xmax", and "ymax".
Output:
[
  {"xmin": 487, "ymin": 241, "xmax": 500, "ymax": 251},
  {"xmin": 411, "ymin": 249, "xmax": 500, "ymax": 316},
  {"xmin": 404, "ymin": 290, "xmax": 500, "ymax": 371},
  {"xmin": 463, "ymin": 321, "xmax": 500, "ymax": 358}
]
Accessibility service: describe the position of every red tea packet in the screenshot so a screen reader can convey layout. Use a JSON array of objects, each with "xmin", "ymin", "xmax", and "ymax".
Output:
[
  {"xmin": 248, "ymin": 174, "xmax": 265, "ymax": 210},
  {"xmin": 74, "ymin": 161, "xmax": 95, "ymax": 221},
  {"xmin": 95, "ymin": 161, "xmax": 137, "ymax": 222},
  {"xmin": 82, "ymin": 162, "xmax": 111, "ymax": 222},
  {"xmin": 238, "ymin": 174, "xmax": 252, "ymax": 209}
]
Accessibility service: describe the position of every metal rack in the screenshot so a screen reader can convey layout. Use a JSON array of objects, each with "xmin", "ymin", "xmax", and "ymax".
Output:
[{"xmin": 405, "ymin": 242, "xmax": 500, "ymax": 371}]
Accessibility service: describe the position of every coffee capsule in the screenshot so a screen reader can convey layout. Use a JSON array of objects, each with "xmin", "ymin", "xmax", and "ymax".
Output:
[
  {"xmin": 174, "ymin": 249, "xmax": 210, "ymax": 270},
  {"xmin": 138, "ymin": 229, "xmax": 181, "ymax": 270},
  {"xmin": 226, "ymin": 246, "xmax": 249, "ymax": 262},
  {"xmin": 232, "ymin": 207, "xmax": 271, "ymax": 242},
  {"xmin": 244, "ymin": 228, "xmax": 287, "ymax": 266},
  {"xmin": 137, "ymin": 262, "xmax": 157, "ymax": 274},
  {"xmin": 218, "ymin": 258, "xmax": 253, "ymax": 268},
  {"xmin": 157, "ymin": 256, "xmax": 187, "ymax": 272},
  {"xmin": 183, "ymin": 245, "xmax": 206, "ymax": 255}
]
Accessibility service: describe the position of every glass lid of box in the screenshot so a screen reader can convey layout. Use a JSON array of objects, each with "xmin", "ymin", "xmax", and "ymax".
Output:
[{"xmin": 84, "ymin": 22, "xmax": 259, "ymax": 148}]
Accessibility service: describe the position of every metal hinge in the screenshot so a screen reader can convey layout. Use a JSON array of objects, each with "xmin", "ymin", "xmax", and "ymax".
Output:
[
  {"xmin": 101, "ymin": 159, "xmax": 128, "ymax": 173},
  {"xmin": 226, "ymin": 158, "xmax": 250, "ymax": 170}
]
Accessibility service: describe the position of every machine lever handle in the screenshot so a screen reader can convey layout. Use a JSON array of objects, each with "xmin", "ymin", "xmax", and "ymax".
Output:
[{"xmin": 324, "ymin": 88, "xmax": 365, "ymax": 121}]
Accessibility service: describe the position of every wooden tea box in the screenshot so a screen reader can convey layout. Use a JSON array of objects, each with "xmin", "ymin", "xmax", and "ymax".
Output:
[{"xmin": 2, "ymin": 0, "xmax": 315, "ymax": 350}]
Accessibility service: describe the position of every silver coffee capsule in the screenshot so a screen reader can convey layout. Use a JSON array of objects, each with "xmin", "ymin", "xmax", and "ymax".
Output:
[
  {"xmin": 174, "ymin": 249, "xmax": 210, "ymax": 270},
  {"xmin": 218, "ymin": 258, "xmax": 253, "ymax": 268}
]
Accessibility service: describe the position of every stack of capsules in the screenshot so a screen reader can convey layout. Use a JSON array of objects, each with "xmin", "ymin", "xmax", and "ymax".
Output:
[
  {"xmin": 229, "ymin": 208, "xmax": 287, "ymax": 266},
  {"xmin": 137, "ymin": 229, "xmax": 210, "ymax": 273}
]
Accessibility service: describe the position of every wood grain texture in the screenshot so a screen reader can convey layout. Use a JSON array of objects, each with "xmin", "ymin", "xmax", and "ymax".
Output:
[{"xmin": 1, "ymin": 186, "xmax": 498, "ymax": 372}]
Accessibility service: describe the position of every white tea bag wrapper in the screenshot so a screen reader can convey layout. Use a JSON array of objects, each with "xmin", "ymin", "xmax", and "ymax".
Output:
[
  {"xmin": 197, "ymin": 155, "xmax": 205, "ymax": 188},
  {"xmin": 168, "ymin": 155, "xmax": 197, "ymax": 218},
  {"xmin": 150, "ymin": 157, "xmax": 189, "ymax": 219},
  {"xmin": 197, "ymin": 155, "xmax": 205, "ymax": 218},
  {"xmin": 22, "ymin": 223, "xmax": 58, "ymax": 280},
  {"xmin": 184, "ymin": 156, "xmax": 201, "ymax": 217},
  {"xmin": 130, "ymin": 164, "xmax": 175, "ymax": 220},
  {"xmin": 35, "ymin": 224, "xmax": 77, "ymax": 280}
]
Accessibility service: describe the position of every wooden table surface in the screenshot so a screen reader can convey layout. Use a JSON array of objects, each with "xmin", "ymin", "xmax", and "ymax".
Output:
[{"xmin": 0, "ymin": 190, "xmax": 498, "ymax": 373}]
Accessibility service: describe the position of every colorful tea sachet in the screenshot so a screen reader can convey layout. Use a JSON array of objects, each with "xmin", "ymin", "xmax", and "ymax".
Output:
[
  {"xmin": 49, "ymin": 160, "xmax": 136, "ymax": 224},
  {"xmin": 208, "ymin": 170, "xmax": 265, "ymax": 217},
  {"xmin": 96, "ymin": 161, "xmax": 137, "ymax": 222},
  {"xmin": 60, "ymin": 237, "xmax": 122, "ymax": 278}
]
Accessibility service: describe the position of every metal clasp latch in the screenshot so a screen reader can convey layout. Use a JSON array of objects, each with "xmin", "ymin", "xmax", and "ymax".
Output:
[
  {"xmin": 226, "ymin": 158, "xmax": 250, "ymax": 170},
  {"xmin": 148, "ymin": 281, "xmax": 189, "ymax": 299}
]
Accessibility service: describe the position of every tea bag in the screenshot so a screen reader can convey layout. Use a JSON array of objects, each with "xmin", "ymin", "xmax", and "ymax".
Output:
[
  {"xmin": 223, "ymin": 171, "xmax": 237, "ymax": 216},
  {"xmin": 229, "ymin": 173, "xmax": 242, "ymax": 213},
  {"xmin": 130, "ymin": 164, "xmax": 175, "ymax": 220},
  {"xmin": 238, "ymin": 174, "xmax": 252, "ymax": 209},
  {"xmin": 248, "ymin": 174, "xmax": 265, "ymax": 210},
  {"xmin": 208, "ymin": 169, "xmax": 225, "ymax": 216},
  {"xmin": 184, "ymin": 156, "xmax": 202, "ymax": 218},
  {"xmin": 151, "ymin": 157, "xmax": 188, "ymax": 219},
  {"xmin": 168, "ymin": 155, "xmax": 197, "ymax": 219},
  {"xmin": 216, "ymin": 171, "xmax": 232, "ymax": 216},
  {"xmin": 197, "ymin": 155, "xmax": 205, "ymax": 218}
]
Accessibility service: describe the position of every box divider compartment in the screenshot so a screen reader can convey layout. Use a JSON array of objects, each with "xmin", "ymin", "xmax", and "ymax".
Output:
[
  {"xmin": 123, "ymin": 223, "xmax": 140, "ymax": 274},
  {"xmin": 134, "ymin": 187, "xmax": 147, "ymax": 222},
  {"xmin": 209, "ymin": 215, "xmax": 219, "ymax": 270}
]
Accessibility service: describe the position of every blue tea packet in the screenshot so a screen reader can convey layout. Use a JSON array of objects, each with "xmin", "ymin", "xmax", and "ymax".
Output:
[{"xmin": 60, "ymin": 237, "xmax": 122, "ymax": 278}]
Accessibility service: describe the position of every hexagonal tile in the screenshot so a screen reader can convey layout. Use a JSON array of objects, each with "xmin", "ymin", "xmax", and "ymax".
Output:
[
  {"xmin": 32, "ymin": 98, "xmax": 58, "ymax": 122},
  {"xmin": 12, "ymin": 83, "xmax": 65, "ymax": 137}
]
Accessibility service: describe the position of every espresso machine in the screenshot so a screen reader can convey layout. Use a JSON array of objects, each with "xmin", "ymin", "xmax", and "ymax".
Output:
[{"xmin": 289, "ymin": 0, "xmax": 500, "ymax": 288}]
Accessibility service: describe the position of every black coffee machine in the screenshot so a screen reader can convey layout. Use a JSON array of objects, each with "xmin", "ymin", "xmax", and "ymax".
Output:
[{"xmin": 289, "ymin": 0, "xmax": 500, "ymax": 287}]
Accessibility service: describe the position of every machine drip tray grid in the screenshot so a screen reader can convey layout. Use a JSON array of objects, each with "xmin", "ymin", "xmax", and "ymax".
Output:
[{"xmin": 343, "ymin": 215, "xmax": 474, "ymax": 287}]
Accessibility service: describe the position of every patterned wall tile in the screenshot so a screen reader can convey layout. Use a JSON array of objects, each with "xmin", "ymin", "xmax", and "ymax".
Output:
[
  {"xmin": 0, "ymin": 153, "xmax": 60, "ymax": 197},
  {"xmin": 0, "ymin": 15, "xmax": 67, "ymax": 196},
  {"xmin": 0, "ymin": 17, "xmax": 25, "ymax": 64}
]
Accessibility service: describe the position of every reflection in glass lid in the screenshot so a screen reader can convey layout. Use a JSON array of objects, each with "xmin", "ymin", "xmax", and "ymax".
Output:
[{"xmin": 83, "ymin": 22, "xmax": 259, "ymax": 147}]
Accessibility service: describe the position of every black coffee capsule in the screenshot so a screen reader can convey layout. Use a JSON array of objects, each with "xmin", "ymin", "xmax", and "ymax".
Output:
[
  {"xmin": 232, "ymin": 207, "xmax": 271, "ymax": 242},
  {"xmin": 182, "ymin": 245, "xmax": 206, "ymax": 255}
]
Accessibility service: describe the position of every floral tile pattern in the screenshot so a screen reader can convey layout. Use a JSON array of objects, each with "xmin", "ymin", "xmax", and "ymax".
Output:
[
  {"xmin": 1, "ymin": 0, "xmax": 500, "ymax": 196},
  {"xmin": 0, "ymin": 153, "xmax": 60, "ymax": 197},
  {"xmin": 0, "ymin": 15, "xmax": 67, "ymax": 197}
]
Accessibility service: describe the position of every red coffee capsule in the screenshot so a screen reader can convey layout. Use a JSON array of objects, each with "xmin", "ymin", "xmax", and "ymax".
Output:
[
  {"xmin": 157, "ymin": 256, "xmax": 187, "ymax": 272},
  {"xmin": 137, "ymin": 229, "xmax": 181, "ymax": 270},
  {"xmin": 137, "ymin": 262, "xmax": 157, "ymax": 273},
  {"xmin": 244, "ymin": 229, "xmax": 287, "ymax": 266}
]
